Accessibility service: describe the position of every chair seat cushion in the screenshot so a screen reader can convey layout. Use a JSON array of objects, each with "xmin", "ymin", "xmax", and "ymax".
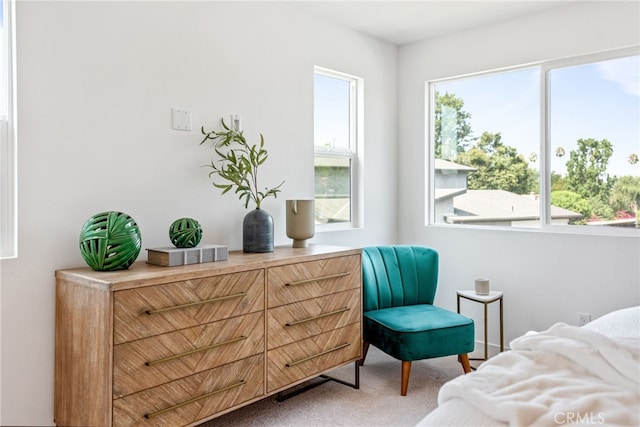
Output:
[{"xmin": 363, "ymin": 304, "xmax": 474, "ymax": 361}]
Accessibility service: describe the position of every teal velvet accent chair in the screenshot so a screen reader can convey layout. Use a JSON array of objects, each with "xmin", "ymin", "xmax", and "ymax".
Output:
[{"xmin": 360, "ymin": 245, "xmax": 474, "ymax": 396}]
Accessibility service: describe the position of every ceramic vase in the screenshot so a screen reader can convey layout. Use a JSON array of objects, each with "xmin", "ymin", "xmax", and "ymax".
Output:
[
  {"xmin": 243, "ymin": 208, "xmax": 274, "ymax": 253},
  {"xmin": 286, "ymin": 200, "xmax": 315, "ymax": 248}
]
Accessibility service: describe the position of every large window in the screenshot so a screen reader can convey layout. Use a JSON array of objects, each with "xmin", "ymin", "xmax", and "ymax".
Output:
[
  {"xmin": 428, "ymin": 48, "xmax": 639, "ymax": 235},
  {"xmin": 314, "ymin": 67, "xmax": 363, "ymax": 228},
  {"xmin": 1, "ymin": 0, "xmax": 16, "ymax": 258}
]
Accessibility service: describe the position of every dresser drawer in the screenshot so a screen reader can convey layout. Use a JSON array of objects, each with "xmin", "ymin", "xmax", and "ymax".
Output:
[
  {"xmin": 113, "ymin": 354, "xmax": 264, "ymax": 427},
  {"xmin": 113, "ymin": 311, "xmax": 264, "ymax": 398},
  {"xmin": 268, "ymin": 289, "xmax": 360, "ymax": 350},
  {"xmin": 267, "ymin": 322, "xmax": 361, "ymax": 392},
  {"xmin": 113, "ymin": 270, "xmax": 264, "ymax": 344},
  {"xmin": 267, "ymin": 255, "xmax": 361, "ymax": 308},
  {"xmin": 55, "ymin": 246, "xmax": 362, "ymax": 426}
]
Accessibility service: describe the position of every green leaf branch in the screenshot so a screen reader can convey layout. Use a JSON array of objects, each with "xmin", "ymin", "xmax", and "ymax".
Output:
[{"xmin": 200, "ymin": 118, "xmax": 284, "ymax": 209}]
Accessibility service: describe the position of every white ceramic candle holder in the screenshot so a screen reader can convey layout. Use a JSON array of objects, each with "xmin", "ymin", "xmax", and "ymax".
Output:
[{"xmin": 475, "ymin": 278, "xmax": 490, "ymax": 295}]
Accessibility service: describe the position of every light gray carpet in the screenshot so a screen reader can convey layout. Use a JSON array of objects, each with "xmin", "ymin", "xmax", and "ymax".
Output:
[{"xmin": 200, "ymin": 346, "xmax": 464, "ymax": 427}]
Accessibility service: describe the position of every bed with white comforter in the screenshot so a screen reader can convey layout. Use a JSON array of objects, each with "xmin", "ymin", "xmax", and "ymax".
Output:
[{"xmin": 417, "ymin": 306, "xmax": 640, "ymax": 426}]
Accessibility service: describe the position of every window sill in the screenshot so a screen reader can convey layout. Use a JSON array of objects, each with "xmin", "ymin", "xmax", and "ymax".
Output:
[{"xmin": 316, "ymin": 222, "xmax": 362, "ymax": 233}]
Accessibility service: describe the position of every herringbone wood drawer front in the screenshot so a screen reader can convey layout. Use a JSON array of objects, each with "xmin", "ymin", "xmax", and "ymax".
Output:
[
  {"xmin": 113, "ymin": 311, "xmax": 264, "ymax": 398},
  {"xmin": 113, "ymin": 270, "xmax": 264, "ymax": 344},
  {"xmin": 112, "ymin": 354, "xmax": 264, "ymax": 427},
  {"xmin": 267, "ymin": 322, "xmax": 361, "ymax": 392},
  {"xmin": 267, "ymin": 289, "xmax": 361, "ymax": 350},
  {"xmin": 267, "ymin": 254, "xmax": 361, "ymax": 308}
]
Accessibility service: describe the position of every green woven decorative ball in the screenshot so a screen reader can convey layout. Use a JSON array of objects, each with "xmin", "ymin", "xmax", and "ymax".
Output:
[
  {"xmin": 79, "ymin": 211, "xmax": 142, "ymax": 271},
  {"xmin": 169, "ymin": 217, "xmax": 202, "ymax": 248}
]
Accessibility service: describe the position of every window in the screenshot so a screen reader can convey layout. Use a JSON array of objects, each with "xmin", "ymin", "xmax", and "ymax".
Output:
[
  {"xmin": 314, "ymin": 67, "xmax": 363, "ymax": 228},
  {"xmin": 428, "ymin": 48, "xmax": 640, "ymax": 235},
  {"xmin": 1, "ymin": 0, "xmax": 16, "ymax": 259}
]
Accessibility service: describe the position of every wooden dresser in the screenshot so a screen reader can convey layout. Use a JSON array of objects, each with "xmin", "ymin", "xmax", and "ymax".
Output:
[{"xmin": 54, "ymin": 245, "xmax": 362, "ymax": 427}]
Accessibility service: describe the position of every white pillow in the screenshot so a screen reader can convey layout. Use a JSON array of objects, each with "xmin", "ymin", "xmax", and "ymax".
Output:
[{"xmin": 583, "ymin": 306, "xmax": 640, "ymax": 339}]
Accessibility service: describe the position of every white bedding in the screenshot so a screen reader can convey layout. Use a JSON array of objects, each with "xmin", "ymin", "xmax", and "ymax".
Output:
[
  {"xmin": 418, "ymin": 306, "xmax": 640, "ymax": 427},
  {"xmin": 583, "ymin": 305, "xmax": 639, "ymax": 339}
]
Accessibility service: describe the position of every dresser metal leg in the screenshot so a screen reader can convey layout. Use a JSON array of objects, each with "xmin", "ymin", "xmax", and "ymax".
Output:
[{"xmin": 276, "ymin": 360, "xmax": 360, "ymax": 402}]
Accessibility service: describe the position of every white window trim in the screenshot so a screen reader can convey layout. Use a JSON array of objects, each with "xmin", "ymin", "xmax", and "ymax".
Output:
[
  {"xmin": 314, "ymin": 66, "xmax": 364, "ymax": 231},
  {"xmin": 426, "ymin": 46, "xmax": 640, "ymax": 238},
  {"xmin": 1, "ymin": 0, "xmax": 17, "ymax": 259}
]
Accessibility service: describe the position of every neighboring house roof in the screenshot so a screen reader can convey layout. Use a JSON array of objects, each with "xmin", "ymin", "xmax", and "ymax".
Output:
[
  {"xmin": 446, "ymin": 189, "xmax": 582, "ymax": 223},
  {"xmin": 434, "ymin": 158, "xmax": 476, "ymax": 172},
  {"xmin": 434, "ymin": 188, "xmax": 467, "ymax": 200},
  {"xmin": 586, "ymin": 218, "xmax": 638, "ymax": 227},
  {"xmin": 315, "ymin": 198, "xmax": 350, "ymax": 223},
  {"xmin": 433, "ymin": 159, "xmax": 475, "ymax": 201}
]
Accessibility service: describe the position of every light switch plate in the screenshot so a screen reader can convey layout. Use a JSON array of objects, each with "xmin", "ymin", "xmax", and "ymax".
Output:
[{"xmin": 172, "ymin": 108, "xmax": 192, "ymax": 131}]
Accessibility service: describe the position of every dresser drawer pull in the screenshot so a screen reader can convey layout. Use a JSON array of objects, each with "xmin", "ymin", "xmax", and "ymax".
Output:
[
  {"xmin": 286, "ymin": 272, "xmax": 350, "ymax": 286},
  {"xmin": 145, "ymin": 336, "xmax": 248, "ymax": 367},
  {"xmin": 285, "ymin": 343, "xmax": 350, "ymax": 367},
  {"xmin": 143, "ymin": 380, "xmax": 246, "ymax": 419},
  {"xmin": 143, "ymin": 292, "xmax": 247, "ymax": 315},
  {"xmin": 285, "ymin": 307, "xmax": 350, "ymax": 327}
]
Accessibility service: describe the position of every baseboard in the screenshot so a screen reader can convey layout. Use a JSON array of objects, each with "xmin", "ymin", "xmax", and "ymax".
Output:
[{"xmin": 469, "ymin": 340, "xmax": 510, "ymax": 360}]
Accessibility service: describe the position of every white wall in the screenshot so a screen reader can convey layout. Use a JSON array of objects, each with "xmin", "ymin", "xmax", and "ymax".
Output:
[
  {"xmin": 0, "ymin": 1, "xmax": 397, "ymax": 424},
  {"xmin": 398, "ymin": 1, "xmax": 640, "ymax": 349}
]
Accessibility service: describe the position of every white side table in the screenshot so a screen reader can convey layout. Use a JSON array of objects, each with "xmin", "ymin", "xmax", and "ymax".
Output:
[{"xmin": 457, "ymin": 290, "xmax": 504, "ymax": 363}]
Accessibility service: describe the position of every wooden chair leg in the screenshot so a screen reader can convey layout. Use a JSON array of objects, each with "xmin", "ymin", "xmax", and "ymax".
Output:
[
  {"xmin": 459, "ymin": 353, "xmax": 471, "ymax": 374},
  {"xmin": 401, "ymin": 361, "xmax": 411, "ymax": 396},
  {"xmin": 359, "ymin": 341, "xmax": 370, "ymax": 366}
]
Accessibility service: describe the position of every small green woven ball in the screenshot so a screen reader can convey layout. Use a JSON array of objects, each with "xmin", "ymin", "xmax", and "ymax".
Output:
[
  {"xmin": 79, "ymin": 211, "xmax": 142, "ymax": 271},
  {"xmin": 169, "ymin": 217, "xmax": 203, "ymax": 248}
]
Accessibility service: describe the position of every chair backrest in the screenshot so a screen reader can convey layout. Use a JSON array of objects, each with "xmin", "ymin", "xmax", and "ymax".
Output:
[{"xmin": 362, "ymin": 246, "xmax": 439, "ymax": 312}]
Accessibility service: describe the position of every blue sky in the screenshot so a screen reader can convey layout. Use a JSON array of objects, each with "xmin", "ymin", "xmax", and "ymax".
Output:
[
  {"xmin": 314, "ymin": 73, "xmax": 350, "ymax": 150},
  {"xmin": 434, "ymin": 55, "xmax": 640, "ymax": 178}
]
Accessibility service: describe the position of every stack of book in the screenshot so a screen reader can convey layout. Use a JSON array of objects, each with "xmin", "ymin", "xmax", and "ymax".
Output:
[{"xmin": 146, "ymin": 244, "xmax": 229, "ymax": 267}]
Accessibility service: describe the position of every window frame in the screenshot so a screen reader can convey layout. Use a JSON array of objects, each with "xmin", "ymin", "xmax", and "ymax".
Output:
[
  {"xmin": 314, "ymin": 66, "xmax": 364, "ymax": 231},
  {"xmin": 426, "ymin": 47, "xmax": 640, "ymax": 238},
  {"xmin": 1, "ymin": 0, "xmax": 17, "ymax": 259}
]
